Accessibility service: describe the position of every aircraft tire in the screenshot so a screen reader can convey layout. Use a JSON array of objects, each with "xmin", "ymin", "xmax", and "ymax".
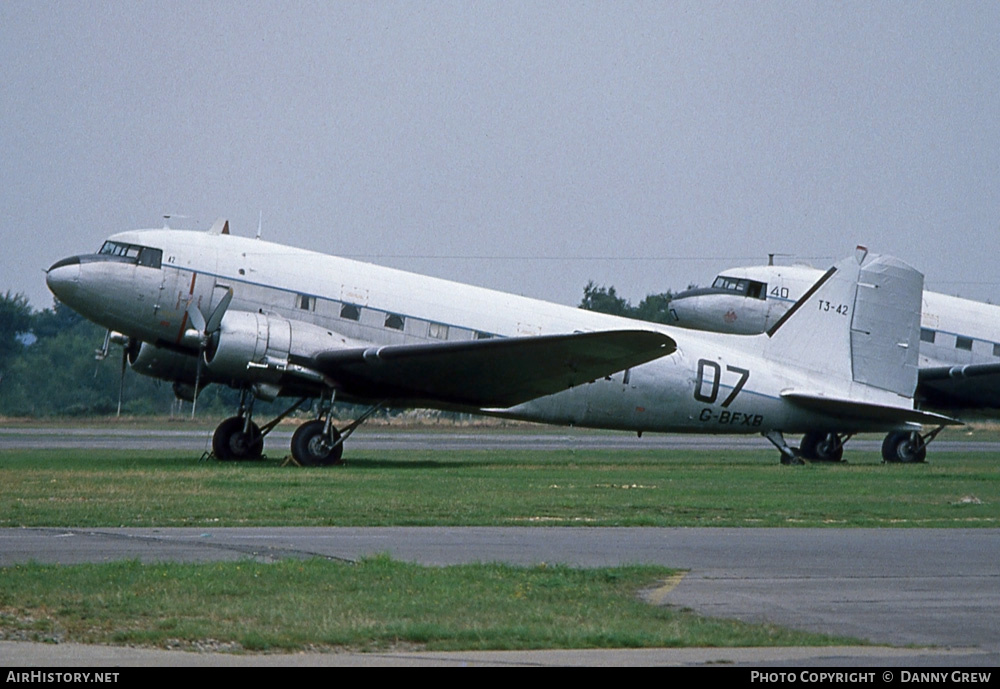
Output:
[
  {"xmin": 291, "ymin": 420, "xmax": 344, "ymax": 466},
  {"xmin": 212, "ymin": 416, "xmax": 264, "ymax": 461},
  {"xmin": 800, "ymin": 432, "xmax": 844, "ymax": 462},
  {"xmin": 881, "ymin": 431, "xmax": 926, "ymax": 464}
]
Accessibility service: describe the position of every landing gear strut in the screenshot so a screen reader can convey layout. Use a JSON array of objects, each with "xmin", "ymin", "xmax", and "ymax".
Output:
[
  {"xmin": 291, "ymin": 420, "xmax": 343, "ymax": 466},
  {"xmin": 288, "ymin": 392, "xmax": 387, "ymax": 467},
  {"xmin": 208, "ymin": 387, "xmax": 387, "ymax": 466},
  {"xmin": 212, "ymin": 391, "xmax": 263, "ymax": 461},
  {"xmin": 762, "ymin": 430, "xmax": 804, "ymax": 465},
  {"xmin": 210, "ymin": 390, "xmax": 307, "ymax": 461},
  {"xmin": 212, "ymin": 416, "xmax": 264, "ymax": 460},
  {"xmin": 799, "ymin": 432, "xmax": 852, "ymax": 462},
  {"xmin": 881, "ymin": 427, "xmax": 944, "ymax": 463}
]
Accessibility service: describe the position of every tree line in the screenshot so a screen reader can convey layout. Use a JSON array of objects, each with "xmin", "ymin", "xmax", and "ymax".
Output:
[{"xmin": 0, "ymin": 283, "xmax": 676, "ymax": 417}]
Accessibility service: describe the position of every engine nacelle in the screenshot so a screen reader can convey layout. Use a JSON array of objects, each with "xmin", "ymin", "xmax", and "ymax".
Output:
[
  {"xmin": 128, "ymin": 341, "xmax": 200, "ymax": 385},
  {"xmin": 204, "ymin": 310, "xmax": 348, "ymax": 385}
]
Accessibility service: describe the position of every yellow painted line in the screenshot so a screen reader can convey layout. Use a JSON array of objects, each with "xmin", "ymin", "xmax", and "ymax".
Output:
[{"xmin": 645, "ymin": 572, "xmax": 687, "ymax": 605}]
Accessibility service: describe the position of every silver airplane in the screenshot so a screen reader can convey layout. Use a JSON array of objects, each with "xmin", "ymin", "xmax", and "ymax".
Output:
[
  {"xmin": 45, "ymin": 221, "xmax": 955, "ymax": 465},
  {"xmin": 670, "ymin": 261, "xmax": 1000, "ymax": 460}
]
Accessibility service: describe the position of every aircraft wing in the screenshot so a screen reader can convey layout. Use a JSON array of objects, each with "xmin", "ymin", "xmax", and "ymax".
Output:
[
  {"xmin": 308, "ymin": 329, "xmax": 675, "ymax": 408},
  {"xmin": 781, "ymin": 391, "xmax": 961, "ymax": 426},
  {"xmin": 918, "ymin": 363, "xmax": 1000, "ymax": 410}
]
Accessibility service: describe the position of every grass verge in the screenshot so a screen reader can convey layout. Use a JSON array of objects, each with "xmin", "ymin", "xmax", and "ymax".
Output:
[
  {"xmin": 1, "ymin": 447, "xmax": 997, "ymax": 527},
  {"xmin": 0, "ymin": 557, "xmax": 854, "ymax": 652}
]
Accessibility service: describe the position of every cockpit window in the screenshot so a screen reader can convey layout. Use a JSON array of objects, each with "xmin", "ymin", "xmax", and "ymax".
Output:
[
  {"xmin": 711, "ymin": 276, "xmax": 767, "ymax": 300},
  {"xmin": 99, "ymin": 241, "xmax": 141, "ymax": 258},
  {"xmin": 98, "ymin": 241, "xmax": 162, "ymax": 269}
]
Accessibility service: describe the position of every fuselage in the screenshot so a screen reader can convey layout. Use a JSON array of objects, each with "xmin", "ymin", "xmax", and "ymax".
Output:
[
  {"xmin": 46, "ymin": 228, "xmax": 923, "ymax": 436},
  {"xmin": 670, "ymin": 264, "xmax": 1000, "ymax": 405}
]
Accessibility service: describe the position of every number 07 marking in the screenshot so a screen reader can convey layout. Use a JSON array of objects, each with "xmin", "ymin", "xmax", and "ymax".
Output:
[{"xmin": 694, "ymin": 360, "xmax": 750, "ymax": 407}]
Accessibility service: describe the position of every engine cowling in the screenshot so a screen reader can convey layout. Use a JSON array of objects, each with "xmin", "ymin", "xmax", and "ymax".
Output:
[
  {"xmin": 128, "ymin": 341, "xmax": 200, "ymax": 385},
  {"xmin": 203, "ymin": 310, "xmax": 349, "ymax": 385}
]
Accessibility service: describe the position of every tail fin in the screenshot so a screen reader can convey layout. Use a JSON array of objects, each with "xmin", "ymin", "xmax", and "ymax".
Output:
[{"xmin": 764, "ymin": 247, "xmax": 923, "ymax": 399}]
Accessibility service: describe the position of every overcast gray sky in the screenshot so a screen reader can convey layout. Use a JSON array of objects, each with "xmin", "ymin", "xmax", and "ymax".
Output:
[{"xmin": 3, "ymin": 1, "xmax": 999, "ymax": 312}]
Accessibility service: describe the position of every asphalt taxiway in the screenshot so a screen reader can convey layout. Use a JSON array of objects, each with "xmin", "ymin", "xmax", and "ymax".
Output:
[{"xmin": 2, "ymin": 526, "xmax": 998, "ymax": 666}]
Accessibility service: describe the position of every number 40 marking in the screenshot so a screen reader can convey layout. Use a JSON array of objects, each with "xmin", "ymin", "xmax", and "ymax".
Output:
[{"xmin": 694, "ymin": 360, "xmax": 750, "ymax": 407}]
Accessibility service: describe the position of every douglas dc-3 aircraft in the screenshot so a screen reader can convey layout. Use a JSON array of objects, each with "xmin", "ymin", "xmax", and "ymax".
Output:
[
  {"xmin": 670, "ymin": 262, "xmax": 1000, "ymax": 459},
  {"xmin": 45, "ymin": 219, "xmax": 957, "ymax": 466}
]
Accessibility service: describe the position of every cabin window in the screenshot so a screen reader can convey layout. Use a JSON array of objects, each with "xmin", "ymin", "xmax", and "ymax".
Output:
[
  {"xmin": 956, "ymin": 336, "xmax": 973, "ymax": 351},
  {"xmin": 340, "ymin": 304, "xmax": 360, "ymax": 321},
  {"xmin": 476, "ymin": 331, "xmax": 494, "ymax": 340},
  {"xmin": 994, "ymin": 343, "xmax": 1000, "ymax": 358},
  {"xmin": 384, "ymin": 313, "xmax": 405, "ymax": 331},
  {"xmin": 920, "ymin": 328, "xmax": 936, "ymax": 344},
  {"xmin": 428, "ymin": 322, "xmax": 449, "ymax": 340},
  {"xmin": 297, "ymin": 295, "xmax": 314, "ymax": 311}
]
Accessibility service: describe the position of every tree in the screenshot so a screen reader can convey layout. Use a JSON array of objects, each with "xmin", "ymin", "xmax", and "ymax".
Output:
[
  {"xmin": 579, "ymin": 281, "xmax": 632, "ymax": 317},
  {"xmin": 579, "ymin": 283, "xmax": 675, "ymax": 324},
  {"xmin": 30, "ymin": 300, "xmax": 83, "ymax": 339},
  {"xmin": 0, "ymin": 291, "xmax": 32, "ymax": 374},
  {"xmin": 634, "ymin": 291, "xmax": 675, "ymax": 324}
]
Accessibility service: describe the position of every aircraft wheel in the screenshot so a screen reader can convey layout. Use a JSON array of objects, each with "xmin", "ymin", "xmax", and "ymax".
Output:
[
  {"xmin": 212, "ymin": 416, "xmax": 263, "ymax": 461},
  {"xmin": 881, "ymin": 431, "xmax": 926, "ymax": 464},
  {"xmin": 800, "ymin": 432, "xmax": 844, "ymax": 462},
  {"xmin": 291, "ymin": 420, "xmax": 344, "ymax": 466}
]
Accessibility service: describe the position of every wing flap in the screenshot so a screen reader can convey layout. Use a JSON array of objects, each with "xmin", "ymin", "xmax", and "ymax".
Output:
[
  {"xmin": 310, "ymin": 329, "xmax": 675, "ymax": 408},
  {"xmin": 782, "ymin": 391, "xmax": 961, "ymax": 426}
]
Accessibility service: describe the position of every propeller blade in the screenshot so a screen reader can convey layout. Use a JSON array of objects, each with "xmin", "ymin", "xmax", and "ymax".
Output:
[
  {"xmin": 191, "ymin": 359, "xmax": 201, "ymax": 419},
  {"xmin": 205, "ymin": 288, "xmax": 233, "ymax": 335},
  {"xmin": 116, "ymin": 344, "xmax": 127, "ymax": 418},
  {"xmin": 185, "ymin": 301, "xmax": 207, "ymax": 335}
]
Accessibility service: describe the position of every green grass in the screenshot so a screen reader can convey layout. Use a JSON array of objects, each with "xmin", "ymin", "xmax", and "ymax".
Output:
[
  {"xmin": 2, "ymin": 442, "xmax": 996, "ymax": 652},
  {"xmin": 1, "ymin": 447, "xmax": 997, "ymax": 527},
  {"xmin": 0, "ymin": 557, "xmax": 852, "ymax": 652}
]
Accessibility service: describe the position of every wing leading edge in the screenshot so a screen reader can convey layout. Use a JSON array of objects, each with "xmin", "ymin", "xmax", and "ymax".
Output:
[{"xmin": 309, "ymin": 329, "xmax": 675, "ymax": 408}]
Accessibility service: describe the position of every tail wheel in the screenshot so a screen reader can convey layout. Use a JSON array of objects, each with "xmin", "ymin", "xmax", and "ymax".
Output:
[
  {"xmin": 212, "ymin": 416, "xmax": 264, "ymax": 461},
  {"xmin": 291, "ymin": 419, "xmax": 344, "ymax": 466},
  {"xmin": 882, "ymin": 431, "xmax": 927, "ymax": 463}
]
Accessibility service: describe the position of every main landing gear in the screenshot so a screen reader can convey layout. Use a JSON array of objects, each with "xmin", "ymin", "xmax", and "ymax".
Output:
[
  {"xmin": 209, "ymin": 388, "xmax": 386, "ymax": 466},
  {"xmin": 881, "ymin": 427, "xmax": 945, "ymax": 464},
  {"xmin": 799, "ymin": 432, "xmax": 852, "ymax": 463},
  {"xmin": 763, "ymin": 427, "xmax": 946, "ymax": 465}
]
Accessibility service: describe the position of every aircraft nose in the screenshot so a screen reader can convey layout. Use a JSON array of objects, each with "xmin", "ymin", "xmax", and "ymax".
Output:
[
  {"xmin": 45, "ymin": 256, "xmax": 82, "ymax": 302},
  {"xmin": 665, "ymin": 290, "xmax": 703, "ymax": 325}
]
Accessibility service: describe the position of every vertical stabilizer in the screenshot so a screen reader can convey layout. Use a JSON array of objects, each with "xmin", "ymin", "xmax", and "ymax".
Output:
[{"xmin": 765, "ymin": 250, "xmax": 923, "ymax": 398}]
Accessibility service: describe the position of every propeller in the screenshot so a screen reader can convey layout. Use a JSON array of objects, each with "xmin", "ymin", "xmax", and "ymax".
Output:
[
  {"xmin": 95, "ymin": 330, "xmax": 134, "ymax": 418},
  {"xmin": 184, "ymin": 288, "xmax": 233, "ymax": 417}
]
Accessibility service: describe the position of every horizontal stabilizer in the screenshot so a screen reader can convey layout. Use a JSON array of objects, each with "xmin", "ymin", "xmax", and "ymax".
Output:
[
  {"xmin": 781, "ymin": 391, "xmax": 961, "ymax": 426},
  {"xmin": 310, "ymin": 329, "xmax": 675, "ymax": 408},
  {"xmin": 919, "ymin": 363, "xmax": 1000, "ymax": 409}
]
